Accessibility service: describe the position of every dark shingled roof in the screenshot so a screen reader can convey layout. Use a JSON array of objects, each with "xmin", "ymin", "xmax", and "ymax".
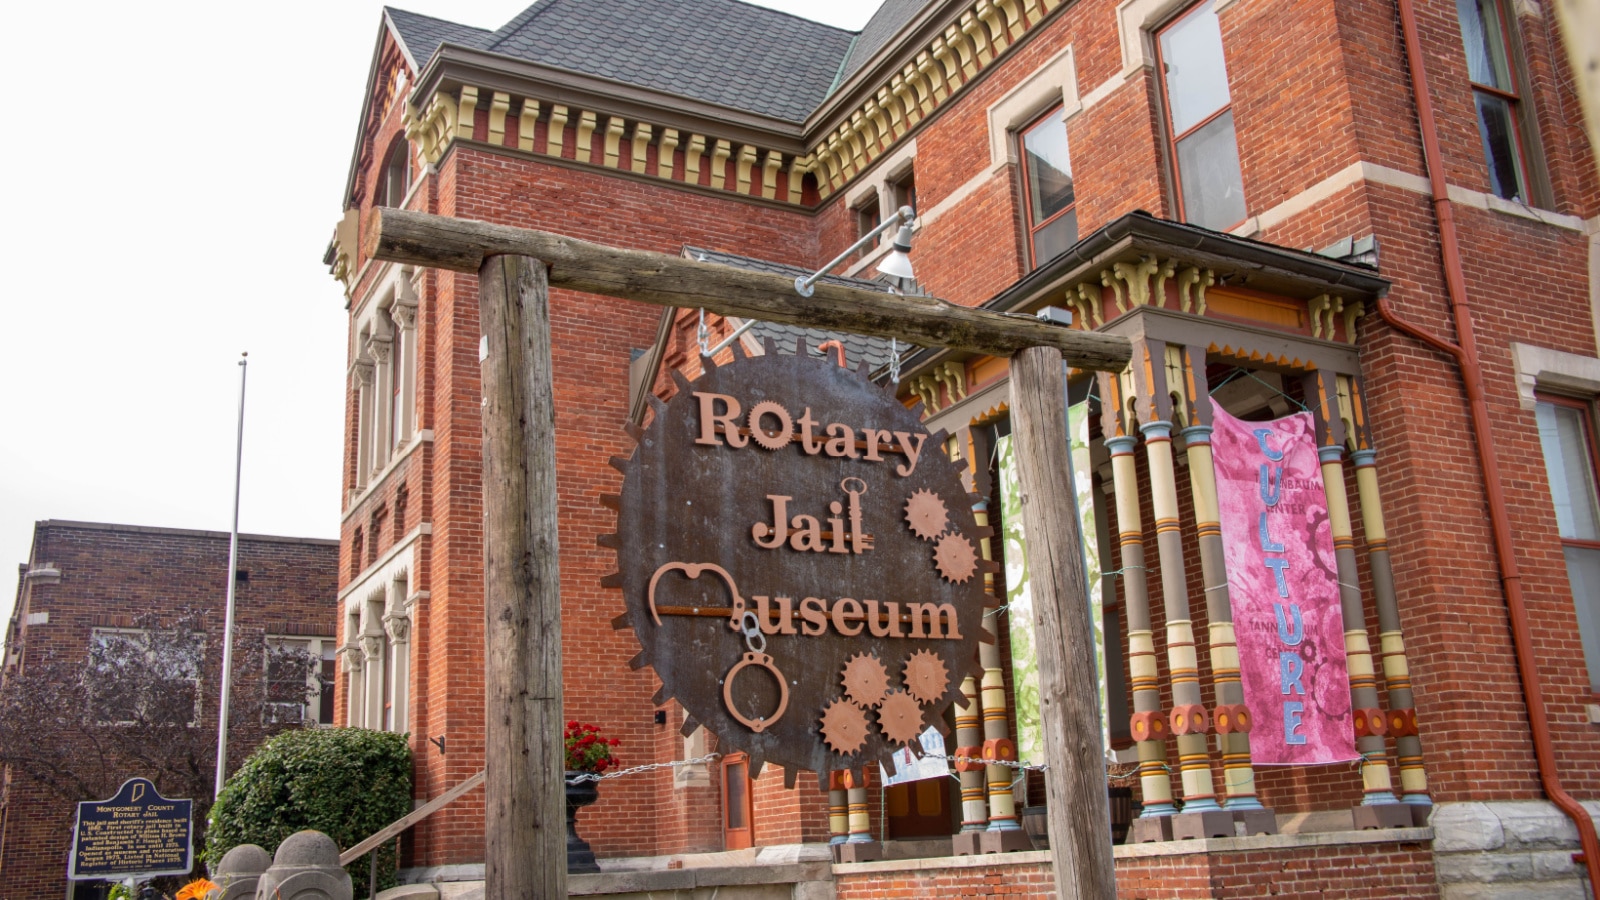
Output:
[
  {"xmin": 387, "ymin": 0, "xmax": 863, "ymax": 123},
  {"xmin": 834, "ymin": 0, "xmax": 934, "ymax": 88},
  {"xmin": 385, "ymin": 7, "xmax": 493, "ymax": 68},
  {"xmin": 682, "ymin": 247, "xmax": 910, "ymax": 370}
]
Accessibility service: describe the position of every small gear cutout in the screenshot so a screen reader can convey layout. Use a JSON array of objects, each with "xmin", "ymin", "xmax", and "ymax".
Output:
[
  {"xmin": 904, "ymin": 488, "xmax": 950, "ymax": 541},
  {"xmin": 841, "ymin": 652, "xmax": 890, "ymax": 709},
  {"xmin": 747, "ymin": 400, "xmax": 793, "ymax": 450},
  {"xmin": 933, "ymin": 532, "xmax": 978, "ymax": 583},
  {"xmin": 902, "ymin": 649, "xmax": 950, "ymax": 705},
  {"xmin": 821, "ymin": 698, "xmax": 869, "ymax": 754},
  {"xmin": 877, "ymin": 690, "xmax": 927, "ymax": 745}
]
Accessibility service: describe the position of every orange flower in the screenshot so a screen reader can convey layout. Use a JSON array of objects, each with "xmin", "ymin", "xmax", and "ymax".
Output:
[{"xmin": 177, "ymin": 878, "xmax": 218, "ymax": 900}]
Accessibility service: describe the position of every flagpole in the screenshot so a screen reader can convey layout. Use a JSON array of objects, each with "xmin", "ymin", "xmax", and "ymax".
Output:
[{"xmin": 214, "ymin": 352, "xmax": 248, "ymax": 802}]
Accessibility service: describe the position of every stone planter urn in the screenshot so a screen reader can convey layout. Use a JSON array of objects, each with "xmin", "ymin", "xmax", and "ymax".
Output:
[{"xmin": 566, "ymin": 772, "xmax": 601, "ymax": 873}]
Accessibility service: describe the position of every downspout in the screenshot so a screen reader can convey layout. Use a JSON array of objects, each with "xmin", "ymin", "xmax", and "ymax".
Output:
[{"xmin": 1385, "ymin": 0, "xmax": 1600, "ymax": 890}]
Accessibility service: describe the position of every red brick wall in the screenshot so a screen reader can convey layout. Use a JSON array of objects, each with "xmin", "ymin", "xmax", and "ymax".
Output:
[
  {"xmin": 333, "ymin": 0, "xmax": 1600, "ymax": 869},
  {"xmin": 1, "ymin": 522, "xmax": 337, "ymax": 898},
  {"xmin": 834, "ymin": 841, "xmax": 1437, "ymax": 899}
]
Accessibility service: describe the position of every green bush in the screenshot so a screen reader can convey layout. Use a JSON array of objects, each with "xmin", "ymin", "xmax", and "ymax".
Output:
[{"xmin": 204, "ymin": 728, "xmax": 412, "ymax": 891}]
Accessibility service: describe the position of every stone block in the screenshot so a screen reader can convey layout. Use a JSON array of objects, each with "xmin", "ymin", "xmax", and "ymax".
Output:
[
  {"xmin": 1531, "ymin": 849, "xmax": 1581, "ymax": 881},
  {"xmin": 374, "ymin": 886, "xmax": 440, "ymax": 900},
  {"xmin": 1432, "ymin": 802, "xmax": 1507, "ymax": 852},
  {"xmin": 1232, "ymin": 808, "xmax": 1277, "ymax": 836},
  {"xmin": 1353, "ymin": 802, "xmax": 1421, "ymax": 831},
  {"xmin": 834, "ymin": 841, "xmax": 882, "ymax": 864},
  {"xmin": 1440, "ymin": 883, "xmax": 1587, "ymax": 900},
  {"xmin": 977, "ymin": 829, "xmax": 1034, "ymax": 853},
  {"xmin": 1435, "ymin": 851, "xmax": 1534, "ymax": 883},
  {"xmin": 1170, "ymin": 809, "xmax": 1234, "ymax": 841},
  {"xmin": 1128, "ymin": 816, "xmax": 1174, "ymax": 843},
  {"xmin": 1495, "ymin": 801, "xmax": 1578, "ymax": 850},
  {"xmin": 950, "ymin": 832, "xmax": 982, "ymax": 856}
]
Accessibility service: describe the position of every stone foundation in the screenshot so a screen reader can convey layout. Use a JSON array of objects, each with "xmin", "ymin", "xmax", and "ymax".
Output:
[{"xmin": 1430, "ymin": 800, "xmax": 1599, "ymax": 898}]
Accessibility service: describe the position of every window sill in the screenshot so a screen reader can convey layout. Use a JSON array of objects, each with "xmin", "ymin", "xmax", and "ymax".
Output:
[{"xmin": 344, "ymin": 430, "xmax": 433, "ymax": 522}]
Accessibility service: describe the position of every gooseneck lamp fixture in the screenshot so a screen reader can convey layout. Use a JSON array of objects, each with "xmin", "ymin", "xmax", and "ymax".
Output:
[{"xmin": 794, "ymin": 205, "xmax": 916, "ymax": 297}]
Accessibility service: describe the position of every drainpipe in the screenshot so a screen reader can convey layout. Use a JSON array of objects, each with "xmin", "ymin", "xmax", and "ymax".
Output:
[{"xmin": 1385, "ymin": 0, "xmax": 1600, "ymax": 891}]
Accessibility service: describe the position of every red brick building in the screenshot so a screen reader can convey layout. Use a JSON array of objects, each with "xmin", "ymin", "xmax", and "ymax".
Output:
[
  {"xmin": 326, "ymin": 0, "xmax": 1598, "ymax": 895},
  {"xmin": 0, "ymin": 521, "xmax": 338, "ymax": 899}
]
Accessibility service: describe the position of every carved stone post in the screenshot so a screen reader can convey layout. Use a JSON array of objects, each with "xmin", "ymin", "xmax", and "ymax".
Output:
[
  {"xmin": 339, "ymin": 643, "xmax": 365, "ymax": 728},
  {"xmin": 391, "ymin": 293, "xmax": 419, "ymax": 447},
  {"xmin": 383, "ymin": 604, "xmax": 411, "ymax": 735},
  {"xmin": 360, "ymin": 629, "xmax": 386, "ymax": 730},
  {"xmin": 366, "ymin": 325, "xmax": 394, "ymax": 475}
]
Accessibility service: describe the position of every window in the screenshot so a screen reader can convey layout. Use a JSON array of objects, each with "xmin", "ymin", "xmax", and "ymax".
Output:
[
  {"xmin": 1535, "ymin": 396, "xmax": 1600, "ymax": 693},
  {"xmin": 381, "ymin": 140, "xmax": 411, "ymax": 208},
  {"xmin": 1156, "ymin": 0, "xmax": 1247, "ymax": 230},
  {"xmin": 855, "ymin": 193, "xmax": 882, "ymax": 240},
  {"xmin": 1018, "ymin": 106, "xmax": 1077, "ymax": 267},
  {"xmin": 264, "ymin": 637, "xmax": 334, "ymax": 725},
  {"xmin": 87, "ymin": 628, "xmax": 201, "ymax": 726},
  {"xmin": 1456, "ymin": 0, "xmax": 1529, "ymax": 200},
  {"xmin": 889, "ymin": 168, "xmax": 917, "ymax": 216}
]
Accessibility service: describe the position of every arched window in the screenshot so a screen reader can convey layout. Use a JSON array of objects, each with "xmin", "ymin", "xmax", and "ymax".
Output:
[{"xmin": 381, "ymin": 140, "xmax": 412, "ymax": 208}]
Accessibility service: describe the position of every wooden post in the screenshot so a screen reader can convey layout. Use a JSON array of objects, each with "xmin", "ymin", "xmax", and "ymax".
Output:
[
  {"xmin": 1008, "ymin": 346, "xmax": 1116, "ymax": 899},
  {"xmin": 479, "ymin": 254, "xmax": 565, "ymax": 900}
]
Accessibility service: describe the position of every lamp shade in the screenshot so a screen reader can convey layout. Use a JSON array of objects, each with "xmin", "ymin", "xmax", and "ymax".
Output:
[{"xmin": 876, "ymin": 224, "xmax": 916, "ymax": 280}]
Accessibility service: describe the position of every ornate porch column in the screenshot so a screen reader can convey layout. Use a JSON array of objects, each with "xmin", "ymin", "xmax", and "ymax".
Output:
[
  {"xmin": 1129, "ymin": 341, "xmax": 1227, "ymax": 838},
  {"xmin": 361, "ymin": 628, "xmax": 387, "ymax": 731},
  {"xmin": 351, "ymin": 356, "xmax": 374, "ymax": 491},
  {"xmin": 366, "ymin": 324, "xmax": 394, "ymax": 476},
  {"xmin": 1173, "ymin": 345, "xmax": 1271, "ymax": 831},
  {"xmin": 383, "ymin": 601, "xmax": 411, "ymax": 735},
  {"xmin": 1344, "ymin": 375, "xmax": 1431, "ymax": 818},
  {"xmin": 1098, "ymin": 372, "xmax": 1177, "ymax": 840},
  {"xmin": 391, "ymin": 294, "xmax": 419, "ymax": 448},
  {"xmin": 827, "ymin": 771, "xmax": 849, "ymax": 845},
  {"xmin": 340, "ymin": 642, "xmax": 365, "ymax": 728},
  {"xmin": 1305, "ymin": 371, "xmax": 1410, "ymax": 829}
]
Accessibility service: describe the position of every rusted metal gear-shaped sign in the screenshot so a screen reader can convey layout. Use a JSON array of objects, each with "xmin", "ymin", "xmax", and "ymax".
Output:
[{"xmin": 602, "ymin": 339, "xmax": 993, "ymax": 787}]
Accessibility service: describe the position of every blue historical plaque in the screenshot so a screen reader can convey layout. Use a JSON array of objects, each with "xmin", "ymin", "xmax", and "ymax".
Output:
[{"xmin": 68, "ymin": 778, "xmax": 193, "ymax": 880}]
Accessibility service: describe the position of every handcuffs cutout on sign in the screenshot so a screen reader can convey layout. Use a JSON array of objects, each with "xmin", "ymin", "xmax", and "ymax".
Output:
[{"xmin": 646, "ymin": 561, "xmax": 789, "ymax": 733}]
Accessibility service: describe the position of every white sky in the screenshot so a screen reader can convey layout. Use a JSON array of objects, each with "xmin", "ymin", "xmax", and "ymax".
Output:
[{"xmin": 0, "ymin": 0, "xmax": 880, "ymax": 624}]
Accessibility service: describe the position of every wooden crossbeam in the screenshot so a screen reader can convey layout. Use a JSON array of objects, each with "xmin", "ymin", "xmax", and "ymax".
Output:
[{"xmin": 365, "ymin": 208, "xmax": 1132, "ymax": 371}]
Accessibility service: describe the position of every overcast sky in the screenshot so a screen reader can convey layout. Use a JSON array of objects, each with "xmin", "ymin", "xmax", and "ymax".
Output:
[{"xmin": 0, "ymin": 0, "xmax": 880, "ymax": 625}]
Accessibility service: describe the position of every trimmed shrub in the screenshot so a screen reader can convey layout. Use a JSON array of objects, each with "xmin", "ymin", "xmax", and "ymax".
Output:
[{"xmin": 204, "ymin": 728, "xmax": 411, "ymax": 891}]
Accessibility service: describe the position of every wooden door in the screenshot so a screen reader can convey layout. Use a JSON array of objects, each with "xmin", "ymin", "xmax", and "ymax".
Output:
[{"xmin": 721, "ymin": 752, "xmax": 754, "ymax": 850}]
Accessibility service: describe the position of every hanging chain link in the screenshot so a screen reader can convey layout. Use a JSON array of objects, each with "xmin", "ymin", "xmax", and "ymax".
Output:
[
  {"xmin": 888, "ymin": 338, "xmax": 901, "ymax": 384},
  {"xmin": 697, "ymin": 308, "xmax": 711, "ymax": 356},
  {"xmin": 739, "ymin": 610, "xmax": 766, "ymax": 654},
  {"xmin": 567, "ymin": 752, "xmax": 724, "ymax": 785},
  {"xmin": 918, "ymin": 751, "xmax": 1048, "ymax": 772}
]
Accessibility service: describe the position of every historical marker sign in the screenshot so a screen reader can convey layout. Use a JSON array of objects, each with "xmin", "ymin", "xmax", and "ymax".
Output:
[
  {"xmin": 606, "ymin": 342, "xmax": 991, "ymax": 785},
  {"xmin": 68, "ymin": 778, "xmax": 193, "ymax": 881}
]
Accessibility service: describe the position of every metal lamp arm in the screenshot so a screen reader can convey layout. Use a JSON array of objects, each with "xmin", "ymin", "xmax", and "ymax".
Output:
[{"xmin": 794, "ymin": 206, "xmax": 915, "ymax": 297}]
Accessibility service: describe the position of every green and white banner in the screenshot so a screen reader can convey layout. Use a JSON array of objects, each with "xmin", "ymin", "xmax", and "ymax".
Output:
[{"xmin": 997, "ymin": 400, "xmax": 1107, "ymax": 767}]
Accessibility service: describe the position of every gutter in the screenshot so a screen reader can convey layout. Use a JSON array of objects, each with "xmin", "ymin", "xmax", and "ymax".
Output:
[{"xmin": 1385, "ymin": 1, "xmax": 1600, "ymax": 890}]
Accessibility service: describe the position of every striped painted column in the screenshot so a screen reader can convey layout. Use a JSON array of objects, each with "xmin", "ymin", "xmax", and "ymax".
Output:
[
  {"xmin": 1142, "ymin": 420, "xmax": 1222, "ymax": 813},
  {"xmin": 972, "ymin": 500, "xmax": 1022, "ymax": 833},
  {"xmin": 1351, "ymin": 447, "xmax": 1431, "ymax": 808},
  {"xmin": 845, "ymin": 769, "xmax": 873, "ymax": 843},
  {"xmin": 1317, "ymin": 444, "xmax": 1400, "ymax": 807},
  {"xmin": 954, "ymin": 675, "xmax": 990, "ymax": 832},
  {"xmin": 1179, "ymin": 423, "xmax": 1263, "ymax": 811},
  {"xmin": 828, "ymin": 771, "xmax": 849, "ymax": 844},
  {"xmin": 1106, "ymin": 434, "xmax": 1176, "ymax": 817}
]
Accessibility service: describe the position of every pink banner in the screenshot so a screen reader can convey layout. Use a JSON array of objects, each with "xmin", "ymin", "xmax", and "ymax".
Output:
[{"xmin": 1212, "ymin": 406, "xmax": 1356, "ymax": 765}]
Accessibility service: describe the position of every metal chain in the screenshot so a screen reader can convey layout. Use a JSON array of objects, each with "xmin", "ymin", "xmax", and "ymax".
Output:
[
  {"xmin": 888, "ymin": 338, "xmax": 901, "ymax": 384},
  {"xmin": 566, "ymin": 752, "xmax": 723, "ymax": 785},
  {"xmin": 697, "ymin": 308, "xmax": 711, "ymax": 356},
  {"xmin": 919, "ymin": 751, "xmax": 1048, "ymax": 772}
]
